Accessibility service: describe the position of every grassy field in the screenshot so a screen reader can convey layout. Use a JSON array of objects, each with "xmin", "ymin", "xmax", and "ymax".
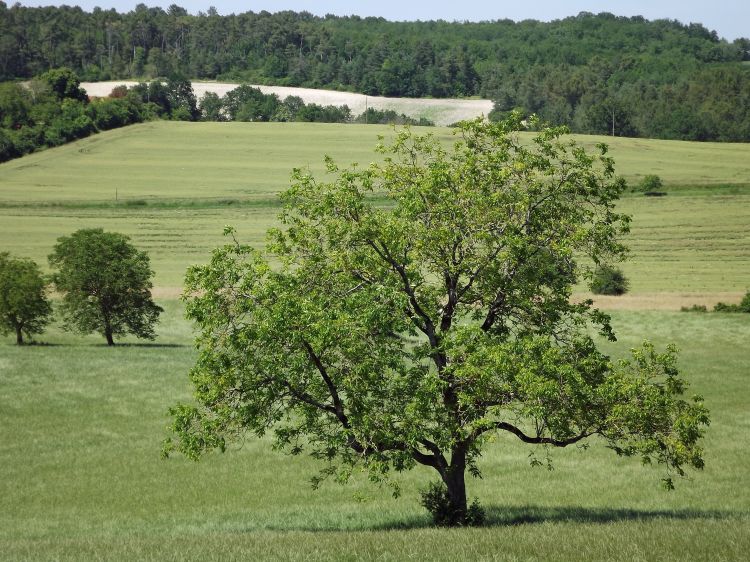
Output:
[
  {"xmin": 1, "ymin": 122, "xmax": 749, "ymax": 560},
  {"xmin": 1, "ymin": 121, "xmax": 749, "ymax": 203},
  {"xmin": 0, "ymin": 121, "xmax": 748, "ymax": 295},
  {"xmin": 1, "ymin": 305, "xmax": 748, "ymax": 560}
]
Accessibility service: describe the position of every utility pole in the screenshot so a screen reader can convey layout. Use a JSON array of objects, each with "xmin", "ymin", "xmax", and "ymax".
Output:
[
  {"xmin": 611, "ymin": 107, "xmax": 615, "ymax": 137},
  {"xmin": 365, "ymin": 95, "xmax": 368, "ymax": 124}
]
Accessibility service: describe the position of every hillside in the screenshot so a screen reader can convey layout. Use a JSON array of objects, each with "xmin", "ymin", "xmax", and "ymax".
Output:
[
  {"xmin": 1, "ymin": 111, "xmax": 749, "ymax": 562},
  {"xmin": 2, "ymin": 5, "xmax": 750, "ymax": 140},
  {"xmin": 1, "ymin": 121, "xmax": 748, "ymax": 295}
]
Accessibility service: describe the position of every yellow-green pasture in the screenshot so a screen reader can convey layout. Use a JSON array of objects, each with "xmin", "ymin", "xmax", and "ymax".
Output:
[
  {"xmin": 1, "ymin": 122, "xmax": 750, "ymax": 560},
  {"xmin": 1, "ymin": 121, "xmax": 749, "ymax": 203},
  {"xmin": 1, "ymin": 122, "xmax": 748, "ymax": 295},
  {"xmin": 1, "ymin": 305, "xmax": 748, "ymax": 561}
]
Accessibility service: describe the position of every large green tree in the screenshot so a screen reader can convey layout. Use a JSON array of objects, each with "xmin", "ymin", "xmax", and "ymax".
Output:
[
  {"xmin": 166, "ymin": 117, "xmax": 709, "ymax": 525},
  {"xmin": 0, "ymin": 252, "xmax": 52, "ymax": 344},
  {"xmin": 49, "ymin": 228, "xmax": 162, "ymax": 346},
  {"xmin": 39, "ymin": 67, "xmax": 88, "ymax": 102}
]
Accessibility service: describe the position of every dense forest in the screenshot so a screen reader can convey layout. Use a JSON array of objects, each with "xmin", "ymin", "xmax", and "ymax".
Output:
[{"xmin": 1, "ymin": 3, "xmax": 749, "ymax": 141}]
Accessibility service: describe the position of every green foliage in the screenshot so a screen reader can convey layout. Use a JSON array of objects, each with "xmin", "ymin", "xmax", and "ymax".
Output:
[
  {"xmin": 638, "ymin": 174, "xmax": 664, "ymax": 192},
  {"xmin": 166, "ymin": 117, "xmax": 708, "ymax": 525},
  {"xmin": 353, "ymin": 107, "xmax": 434, "ymax": 126},
  {"xmin": 198, "ymin": 91, "xmax": 224, "ymax": 121},
  {"xmin": 39, "ymin": 67, "xmax": 88, "ymax": 102},
  {"xmin": 48, "ymin": 228, "xmax": 162, "ymax": 345},
  {"xmin": 199, "ymin": 85, "xmax": 354, "ymax": 124},
  {"xmin": 742, "ymin": 291, "xmax": 750, "ymax": 312},
  {"xmin": 0, "ymin": 69, "xmax": 152, "ymax": 163},
  {"xmin": 590, "ymin": 265, "xmax": 630, "ymax": 295},
  {"xmin": 713, "ymin": 293, "xmax": 750, "ymax": 312},
  {"xmin": 0, "ymin": 252, "xmax": 52, "ymax": 344},
  {"xmin": 2, "ymin": 7, "xmax": 748, "ymax": 140},
  {"xmin": 165, "ymin": 76, "xmax": 199, "ymax": 121}
]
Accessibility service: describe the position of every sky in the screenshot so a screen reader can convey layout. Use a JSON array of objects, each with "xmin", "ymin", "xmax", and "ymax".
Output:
[{"xmin": 15, "ymin": 1, "xmax": 749, "ymax": 40}]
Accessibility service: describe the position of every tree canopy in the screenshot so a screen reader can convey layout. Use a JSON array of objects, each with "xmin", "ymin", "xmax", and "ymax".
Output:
[
  {"xmin": 165, "ymin": 117, "xmax": 709, "ymax": 525},
  {"xmin": 2, "ymin": 4, "xmax": 749, "ymax": 140},
  {"xmin": 0, "ymin": 252, "xmax": 52, "ymax": 344},
  {"xmin": 49, "ymin": 228, "xmax": 162, "ymax": 346}
]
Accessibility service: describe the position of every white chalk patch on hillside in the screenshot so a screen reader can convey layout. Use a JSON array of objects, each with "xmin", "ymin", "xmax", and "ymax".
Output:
[{"xmin": 81, "ymin": 81, "xmax": 493, "ymax": 126}]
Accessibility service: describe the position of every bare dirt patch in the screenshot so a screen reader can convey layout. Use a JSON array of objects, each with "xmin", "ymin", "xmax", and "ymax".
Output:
[
  {"xmin": 573, "ymin": 292, "xmax": 745, "ymax": 311},
  {"xmin": 151, "ymin": 286, "xmax": 744, "ymax": 311},
  {"xmin": 81, "ymin": 81, "xmax": 493, "ymax": 126}
]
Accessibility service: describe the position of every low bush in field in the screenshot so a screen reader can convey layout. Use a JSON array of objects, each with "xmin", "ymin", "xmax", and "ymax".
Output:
[
  {"xmin": 683, "ymin": 291, "xmax": 750, "ymax": 313},
  {"xmin": 590, "ymin": 265, "xmax": 629, "ymax": 295},
  {"xmin": 713, "ymin": 293, "xmax": 750, "ymax": 312}
]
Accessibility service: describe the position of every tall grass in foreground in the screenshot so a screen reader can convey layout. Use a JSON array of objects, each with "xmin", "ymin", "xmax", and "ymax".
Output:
[{"xmin": 1, "ymin": 303, "xmax": 748, "ymax": 560}]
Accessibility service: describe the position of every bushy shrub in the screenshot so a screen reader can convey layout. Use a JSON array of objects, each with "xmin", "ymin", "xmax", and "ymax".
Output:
[
  {"xmin": 590, "ymin": 265, "xmax": 629, "ymax": 295},
  {"xmin": 354, "ymin": 107, "xmax": 434, "ymax": 126},
  {"xmin": 0, "ymin": 129, "xmax": 17, "ymax": 163},
  {"xmin": 636, "ymin": 174, "xmax": 667, "ymax": 195},
  {"xmin": 639, "ymin": 175, "xmax": 663, "ymax": 191},
  {"xmin": 714, "ymin": 292, "xmax": 750, "ymax": 313},
  {"xmin": 740, "ymin": 291, "xmax": 750, "ymax": 312},
  {"xmin": 419, "ymin": 482, "xmax": 485, "ymax": 527}
]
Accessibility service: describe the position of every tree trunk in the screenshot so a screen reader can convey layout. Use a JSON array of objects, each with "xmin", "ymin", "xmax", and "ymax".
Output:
[
  {"xmin": 104, "ymin": 317, "xmax": 115, "ymax": 346},
  {"xmin": 442, "ymin": 450, "xmax": 468, "ymax": 524},
  {"xmin": 103, "ymin": 310, "xmax": 115, "ymax": 346},
  {"xmin": 15, "ymin": 325, "xmax": 23, "ymax": 345}
]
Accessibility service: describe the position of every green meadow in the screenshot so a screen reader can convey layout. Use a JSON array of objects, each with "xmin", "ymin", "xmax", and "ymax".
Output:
[
  {"xmin": 1, "ymin": 121, "xmax": 749, "ymax": 203},
  {"xmin": 1, "ymin": 122, "xmax": 749, "ymax": 560},
  {"xmin": 1, "ymin": 307, "xmax": 748, "ymax": 561},
  {"xmin": 0, "ymin": 121, "xmax": 748, "ymax": 293}
]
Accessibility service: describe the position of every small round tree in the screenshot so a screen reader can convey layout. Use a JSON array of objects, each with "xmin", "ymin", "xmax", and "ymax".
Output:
[
  {"xmin": 49, "ymin": 229, "xmax": 162, "ymax": 345},
  {"xmin": 590, "ymin": 265, "xmax": 629, "ymax": 295},
  {"xmin": 637, "ymin": 174, "xmax": 663, "ymax": 193},
  {"xmin": 0, "ymin": 252, "xmax": 53, "ymax": 344}
]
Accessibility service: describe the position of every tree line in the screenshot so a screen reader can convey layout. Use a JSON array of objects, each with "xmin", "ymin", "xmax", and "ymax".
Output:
[
  {"xmin": 0, "ymin": 68, "xmax": 432, "ymax": 163},
  {"xmin": 1, "ymin": 3, "xmax": 749, "ymax": 141},
  {"xmin": 0, "ymin": 68, "xmax": 148, "ymax": 162}
]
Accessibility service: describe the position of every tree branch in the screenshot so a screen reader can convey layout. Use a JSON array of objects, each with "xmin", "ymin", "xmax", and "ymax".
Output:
[
  {"xmin": 473, "ymin": 421, "xmax": 593, "ymax": 447},
  {"xmin": 365, "ymin": 238, "xmax": 435, "ymax": 334},
  {"xmin": 300, "ymin": 338, "xmax": 349, "ymax": 427},
  {"xmin": 297, "ymin": 339, "xmax": 448, "ymax": 471}
]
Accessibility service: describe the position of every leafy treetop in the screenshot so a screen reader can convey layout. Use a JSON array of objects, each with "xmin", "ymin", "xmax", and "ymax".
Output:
[
  {"xmin": 49, "ymin": 228, "xmax": 162, "ymax": 346},
  {"xmin": 166, "ymin": 116, "xmax": 709, "ymax": 525},
  {"xmin": 0, "ymin": 252, "xmax": 52, "ymax": 345}
]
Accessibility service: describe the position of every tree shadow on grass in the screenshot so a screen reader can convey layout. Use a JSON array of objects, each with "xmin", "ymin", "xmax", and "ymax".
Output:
[
  {"xmin": 3, "ymin": 341, "xmax": 188, "ymax": 348},
  {"xmin": 110, "ymin": 342, "xmax": 188, "ymax": 348},
  {"xmin": 481, "ymin": 505, "xmax": 737, "ymax": 527},
  {"xmin": 265, "ymin": 505, "xmax": 741, "ymax": 533},
  {"xmin": 81, "ymin": 342, "xmax": 189, "ymax": 348}
]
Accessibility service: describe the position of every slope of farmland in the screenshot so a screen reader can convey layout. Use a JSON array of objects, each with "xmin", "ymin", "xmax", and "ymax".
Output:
[
  {"xmin": 2, "ymin": 121, "xmax": 749, "ymax": 203},
  {"xmin": 0, "ymin": 121, "xmax": 748, "ymax": 298},
  {"xmin": 1, "ymin": 115, "xmax": 750, "ymax": 562}
]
